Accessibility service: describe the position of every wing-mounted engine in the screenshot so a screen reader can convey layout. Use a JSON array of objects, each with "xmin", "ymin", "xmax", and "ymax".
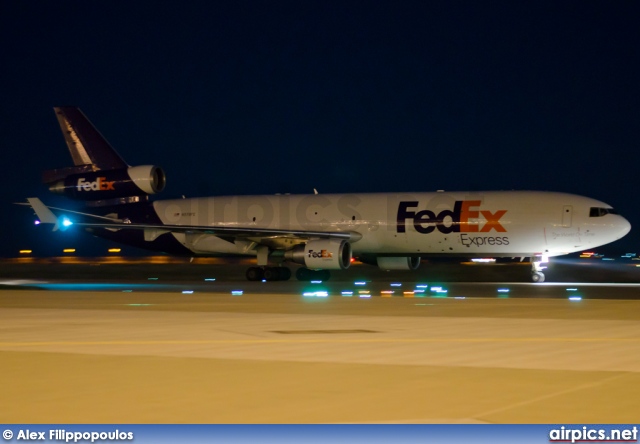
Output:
[
  {"xmin": 284, "ymin": 239, "xmax": 352, "ymax": 270},
  {"xmin": 376, "ymin": 256, "xmax": 421, "ymax": 270},
  {"xmin": 46, "ymin": 165, "xmax": 166, "ymax": 203}
]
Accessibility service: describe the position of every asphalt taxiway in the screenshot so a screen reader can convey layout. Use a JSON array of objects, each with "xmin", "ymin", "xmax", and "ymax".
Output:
[{"xmin": 1, "ymin": 258, "xmax": 639, "ymax": 423}]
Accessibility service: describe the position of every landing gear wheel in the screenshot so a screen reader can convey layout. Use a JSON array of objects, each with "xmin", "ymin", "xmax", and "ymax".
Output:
[
  {"xmin": 246, "ymin": 267, "xmax": 264, "ymax": 281},
  {"xmin": 531, "ymin": 272, "xmax": 545, "ymax": 283},
  {"xmin": 263, "ymin": 267, "xmax": 292, "ymax": 281}
]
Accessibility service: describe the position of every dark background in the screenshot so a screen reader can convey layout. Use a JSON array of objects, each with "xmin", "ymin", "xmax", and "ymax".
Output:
[{"xmin": 2, "ymin": 1, "xmax": 638, "ymax": 257}]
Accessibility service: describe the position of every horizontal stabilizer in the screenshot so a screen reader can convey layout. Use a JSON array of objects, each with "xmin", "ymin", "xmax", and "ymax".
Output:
[{"xmin": 27, "ymin": 197, "xmax": 57, "ymax": 224}]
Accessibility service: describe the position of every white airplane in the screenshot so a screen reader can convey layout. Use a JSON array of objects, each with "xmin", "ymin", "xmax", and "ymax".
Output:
[{"xmin": 25, "ymin": 107, "xmax": 631, "ymax": 282}]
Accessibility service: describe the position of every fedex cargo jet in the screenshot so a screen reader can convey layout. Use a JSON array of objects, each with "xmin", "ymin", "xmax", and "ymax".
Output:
[{"xmin": 25, "ymin": 107, "xmax": 631, "ymax": 282}]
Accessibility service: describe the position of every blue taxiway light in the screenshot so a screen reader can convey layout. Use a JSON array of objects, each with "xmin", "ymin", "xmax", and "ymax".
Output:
[{"xmin": 303, "ymin": 291, "xmax": 328, "ymax": 297}]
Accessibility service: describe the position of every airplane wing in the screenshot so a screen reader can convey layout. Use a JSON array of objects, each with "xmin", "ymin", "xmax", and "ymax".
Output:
[{"xmin": 23, "ymin": 198, "xmax": 359, "ymax": 242}]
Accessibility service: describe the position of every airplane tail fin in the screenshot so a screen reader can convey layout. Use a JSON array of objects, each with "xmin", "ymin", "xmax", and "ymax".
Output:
[
  {"xmin": 54, "ymin": 107, "xmax": 128, "ymax": 169},
  {"xmin": 42, "ymin": 107, "xmax": 165, "ymax": 206}
]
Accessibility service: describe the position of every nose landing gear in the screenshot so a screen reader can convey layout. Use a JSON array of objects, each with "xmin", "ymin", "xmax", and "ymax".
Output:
[{"xmin": 531, "ymin": 255, "xmax": 549, "ymax": 283}]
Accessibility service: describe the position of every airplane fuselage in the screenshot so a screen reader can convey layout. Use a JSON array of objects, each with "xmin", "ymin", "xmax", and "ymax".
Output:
[{"xmin": 143, "ymin": 190, "xmax": 629, "ymax": 258}]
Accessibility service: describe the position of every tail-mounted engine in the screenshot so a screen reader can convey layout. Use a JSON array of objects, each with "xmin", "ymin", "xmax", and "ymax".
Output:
[
  {"xmin": 46, "ymin": 165, "xmax": 166, "ymax": 202},
  {"xmin": 284, "ymin": 239, "xmax": 352, "ymax": 270}
]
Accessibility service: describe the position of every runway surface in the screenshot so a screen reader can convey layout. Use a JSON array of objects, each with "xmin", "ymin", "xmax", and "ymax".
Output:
[{"xmin": 1, "ymin": 258, "xmax": 639, "ymax": 423}]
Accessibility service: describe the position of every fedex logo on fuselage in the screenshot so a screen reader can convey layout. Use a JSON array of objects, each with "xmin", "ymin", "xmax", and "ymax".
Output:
[
  {"xmin": 397, "ymin": 200, "xmax": 507, "ymax": 234},
  {"xmin": 76, "ymin": 177, "xmax": 115, "ymax": 192}
]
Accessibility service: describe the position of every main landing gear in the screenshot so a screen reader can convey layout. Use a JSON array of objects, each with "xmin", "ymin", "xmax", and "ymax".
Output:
[
  {"xmin": 246, "ymin": 266, "xmax": 292, "ymax": 282},
  {"xmin": 245, "ymin": 266, "xmax": 331, "ymax": 281},
  {"xmin": 295, "ymin": 268, "xmax": 331, "ymax": 281},
  {"xmin": 530, "ymin": 255, "xmax": 549, "ymax": 283}
]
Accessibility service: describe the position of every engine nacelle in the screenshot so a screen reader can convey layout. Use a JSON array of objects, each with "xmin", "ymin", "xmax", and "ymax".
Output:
[
  {"xmin": 284, "ymin": 239, "xmax": 352, "ymax": 270},
  {"xmin": 377, "ymin": 256, "xmax": 421, "ymax": 271},
  {"xmin": 48, "ymin": 165, "xmax": 166, "ymax": 201}
]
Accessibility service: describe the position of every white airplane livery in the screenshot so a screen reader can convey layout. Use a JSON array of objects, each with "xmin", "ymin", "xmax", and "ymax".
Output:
[{"xmin": 26, "ymin": 107, "xmax": 631, "ymax": 282}]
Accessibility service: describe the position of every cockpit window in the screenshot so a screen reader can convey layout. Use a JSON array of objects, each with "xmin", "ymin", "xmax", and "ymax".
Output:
[{"xmin": 590, "ymin": 207, "xmax": 618, "ymax": 217}]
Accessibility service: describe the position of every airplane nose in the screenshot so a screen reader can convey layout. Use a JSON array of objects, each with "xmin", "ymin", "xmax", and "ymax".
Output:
[{"xmin": 617, "ymin": 216, "xmax": 632, "ymax": 239}]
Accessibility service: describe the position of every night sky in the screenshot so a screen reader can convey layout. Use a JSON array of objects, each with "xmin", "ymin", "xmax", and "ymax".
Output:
[{"xmin": 2, "ymin": 1, "xmax": 639, "ymax": 257}]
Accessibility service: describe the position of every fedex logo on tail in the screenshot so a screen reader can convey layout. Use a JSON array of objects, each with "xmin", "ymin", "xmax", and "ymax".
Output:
[
  {"xmin": 76, "ymin": 177, "xmax": 115, "ymax": 192},
  {"xmin": 397, "ymin": 201, "xmax": 507, "ymax": 234}
]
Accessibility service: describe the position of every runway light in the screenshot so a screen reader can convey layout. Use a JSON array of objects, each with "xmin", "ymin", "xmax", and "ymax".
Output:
[
  {"xmin": 231, "ymin": 290, "xmax": 243, "ymax": 296},
  {"xmin": 303, "ymin": 291, "xmax": 328, "ymax": 297},
  {"xmin": 204, "ymin": 278, "xmax": 216, "ymax": 281},
  {"xmin": 62, "ymin": 248, "xmax": 76, "ymax": 253},
  {"xmin": 471, "ymin": 258, "xmax": 496, "ymax": 263},
  {"xmin": 566, "ymin": 288, "xmax": 578, "ymax": 292},
  {"xmin": 455, "ymin": 296, "xmax": 466, "ymax": 300},
  {"xmin": 354, "ymin": 281, "xmax": 367, "ymax": 286},
  {"xmin": 19, "ymin": 250, "xmax": 32, "ymax": 254},
  {"xmin": 569, "ymin": 296, "xmax": 582, "ymax": 301},
  {"xmin": 182, "ymin": 290, "xmax": 194, "ymax": 294},
  {"xmin": 310, "ymin": 280, "xmax": 323, "ymax": 284},
  {"xmin": 390, "ymin": 282, "xmax": 402, "ymax": 287},
  {"xmin": 497, "ymin": 288, "xmax": 510, "ymax": 293},
  {"xmin": 341, "ymin": 291, "xmax": 353, "ymax": 296},
  {"xmin": 148, "ymin": 277, "xmax": 158, "ymax": 281},
  {"xmin": 416, "ymin": 284, "xmax": 429, "ymax": 289},
  {"xmin": 108, "ymin": 248, "xmax": 121, "ymax": 253},
  {"xmin": 381, "ymin": 290, "xmax": 394, "ymax": 297}
]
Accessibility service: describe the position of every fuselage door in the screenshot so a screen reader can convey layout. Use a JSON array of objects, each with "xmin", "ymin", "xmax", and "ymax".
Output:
[{"xmin": 562, "ymin": 205, "xmax": 573, "ymax": 228}]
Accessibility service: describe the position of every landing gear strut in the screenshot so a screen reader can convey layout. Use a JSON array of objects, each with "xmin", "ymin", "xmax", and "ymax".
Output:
[
  {"xmin": 530, "ymin": 255, "xmax": 548, "ymax": 283},
  {"xmin": 246, "ymin": 266, "xmax": 291, "ymax": 282}
]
